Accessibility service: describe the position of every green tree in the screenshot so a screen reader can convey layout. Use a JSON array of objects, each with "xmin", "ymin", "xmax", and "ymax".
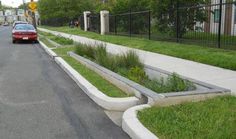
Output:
[
  {"xmin": 151, "ymin": 0, "xmax": 210, "ymax": 37},
  {"xmin": 38, "ymin": 0, "xmax": 95, "ymax": 21}
]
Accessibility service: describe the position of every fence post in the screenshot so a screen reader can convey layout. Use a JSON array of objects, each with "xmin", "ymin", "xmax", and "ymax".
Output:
[
  {"xmin": 176, "ymin": 0, "xmax": 180, "ymax": 43},
  {"xmin": 84, "ymin": 11, "xmax": 91, "ymax": 32},
  {"xmin": 217, "ymin": 0, "xmax": 223, "ymax": 48},
  {"xmin": 148, "ymin": 10, "xmax": 151, "ymax": 40},
  {"xmin": 129, "ymin": 10, "xmax": 132, "ymax": 37},
  {"xmin": 100, "ymin": 10, "xmax": 109, "ymax": 35}
]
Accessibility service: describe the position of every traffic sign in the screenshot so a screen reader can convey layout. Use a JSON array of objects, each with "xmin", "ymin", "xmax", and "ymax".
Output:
[{"xmin": 28, "ymin": 2, "xmax": 37, "ymax": 12}]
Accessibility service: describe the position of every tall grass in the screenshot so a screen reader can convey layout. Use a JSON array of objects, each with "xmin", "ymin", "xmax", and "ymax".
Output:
[{"xmin": 74, "ymin": 43, "xmax": 196, "ymax": 93}]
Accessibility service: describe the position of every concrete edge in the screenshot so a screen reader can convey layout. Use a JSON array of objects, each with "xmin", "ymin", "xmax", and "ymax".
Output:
[
  {"xmin": 54, "ymin": 57, "xmax": 140, "ymax": 111},
  {"xmin": 122, "ymin": 104, "xmax": 158, "ymax": 139},
  {"xmin": 39, "ymin": 41, "xmax": 58, "ymax": 59}
]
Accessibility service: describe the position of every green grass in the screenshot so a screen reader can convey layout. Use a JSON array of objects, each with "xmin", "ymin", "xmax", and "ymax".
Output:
[
  {"xmin": 52, "ymin": 46, "xmax": 130, "ymax": 98},
  {"xmin": 183, "ymin": 31, "xmax": 236, "ymax": 43},
  {"xmin": 138, "ymin": 96, "xmax": 236, "ymax": 139},
  {"xmin": 40, "ymin": 26, "xmax": 236, "ymax": 71},
  {"xmin": 38, "ymin": 37, "xmax": 55, "ymax": 48},
  {"xmin": 38, "ymin": 30, "xmax": 74, "ymax": 45}
]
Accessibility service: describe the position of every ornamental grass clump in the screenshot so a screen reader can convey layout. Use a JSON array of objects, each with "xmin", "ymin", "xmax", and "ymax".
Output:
[{"xmin": 75, "ymin": 43, "xmax": 96, "ymax": 59}]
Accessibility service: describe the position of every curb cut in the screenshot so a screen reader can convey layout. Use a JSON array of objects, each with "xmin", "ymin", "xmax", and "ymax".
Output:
[
  {"xmin": 39, "ymin": 40, "xmax": 140, "ymax": 111},
  {"xmin": 122, "ymin": 105, "xmax": 158, "ymax": 139}
]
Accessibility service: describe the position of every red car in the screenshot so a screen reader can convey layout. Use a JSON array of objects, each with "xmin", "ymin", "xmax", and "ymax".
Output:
[{"xmin": 12, "ymin": 24, "xmax": 37, "ymax": 43}]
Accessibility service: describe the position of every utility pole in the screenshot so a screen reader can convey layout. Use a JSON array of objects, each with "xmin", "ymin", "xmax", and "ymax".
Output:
[
  {"xmin": 31, "ymin": 0, "xmax": 37, "ymax": 29},
  {"xmin": 22, "ymin": 0, "xmax": 28, "ymax": 22}
]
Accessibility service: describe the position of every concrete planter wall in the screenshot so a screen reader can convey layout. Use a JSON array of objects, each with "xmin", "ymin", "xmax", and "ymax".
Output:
[{"xmin": 69, "ymin": 52, "xmax": 230, "ymax": 105}]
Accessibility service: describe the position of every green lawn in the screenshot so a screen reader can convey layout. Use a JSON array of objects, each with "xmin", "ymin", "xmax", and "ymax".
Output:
[
  {"xmin": 47, "ymin": 44, "xmax": 129, "ymax": 98},
  {"xmin": 40, "ymin": 26, "xmax": 236, "ymax": 71},
  {"xmin": 138, "ymin": 96, "xmax": 236, "ymax": 139}
]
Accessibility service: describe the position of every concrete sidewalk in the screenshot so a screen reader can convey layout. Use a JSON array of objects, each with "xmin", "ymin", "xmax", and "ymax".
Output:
[{"xmin": 39, "ymin": 28, "xmax": 236, "ymax": 95}]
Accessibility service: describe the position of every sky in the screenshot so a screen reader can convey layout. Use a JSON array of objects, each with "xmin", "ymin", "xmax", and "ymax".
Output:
[{"xmin": 1, "ymin": 0, "xmax": 38, "ymax": 8}]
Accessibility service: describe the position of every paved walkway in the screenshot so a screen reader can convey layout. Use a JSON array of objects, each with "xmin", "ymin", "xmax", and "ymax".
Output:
[{"xmin": 39, "ymin": 28, "xmax": 236, "ymax": 95}]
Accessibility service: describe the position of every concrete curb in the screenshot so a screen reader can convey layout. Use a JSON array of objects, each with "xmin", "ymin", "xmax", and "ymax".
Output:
[
  {"xmin": 39, "ymin": 41, "xmax": 57, "ymax": 59},
  {"xmin": 54, "ymin": 57, "xmax": 140, "ymax": 111},
  {"xmin": 39, "ymin": 40, "xmax": 140, "ymax": 111},
  {"xmin": 122, "ymin": 105, "xmax": 158, "ymax": 139}
]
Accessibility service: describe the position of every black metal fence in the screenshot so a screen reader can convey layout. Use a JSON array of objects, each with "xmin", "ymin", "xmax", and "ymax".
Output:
[
  {"xmin": 108, "ymin": 0, "xmax": 236, "ymax": 50},
  {"xmin": 109, "ymin": 11, "xmax": 150, "ymax": 39},
  {"xmin": 88, "ymin": 14, "xmax": 100, "ymax": 33},
  {"xmin": 41, "ymin": 0, "xmax": 236, "ymax": 50},
  {"xmin": 177, "ymin": 0, "xmax": 236, "ymax": 49},
  {"xmin": 41, "ymin": 16, "xmax": 81, "ymax": 27}
]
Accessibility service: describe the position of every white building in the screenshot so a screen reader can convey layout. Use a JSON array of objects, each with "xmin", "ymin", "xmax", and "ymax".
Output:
[{"xmin": 202, "ymin": 0, "xmax": 236, "ymax": 35}]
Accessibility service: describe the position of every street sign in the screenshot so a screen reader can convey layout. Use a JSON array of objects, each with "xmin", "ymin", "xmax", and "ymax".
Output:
[{"xmin": 28, "ymin": 2, "xmax": 37, "ymax": 12}]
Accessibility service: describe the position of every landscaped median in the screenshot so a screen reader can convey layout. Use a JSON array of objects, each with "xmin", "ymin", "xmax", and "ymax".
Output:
[
  {"xmin": 38, "ymin": 32, "xmax": 233, "ymax": 139},
  {"xmin": 39, "ymin": 37, "xmax": 141, "ymax": 111}
]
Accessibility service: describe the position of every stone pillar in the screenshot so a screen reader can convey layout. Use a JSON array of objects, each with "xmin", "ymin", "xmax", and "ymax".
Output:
[
  {"xmin": 100, "ymin": 10, "xmax": 109, "ymax": 35},
  {"xmin": 83, "ymin": 11, "xmax": 91, "ymax": 32}
]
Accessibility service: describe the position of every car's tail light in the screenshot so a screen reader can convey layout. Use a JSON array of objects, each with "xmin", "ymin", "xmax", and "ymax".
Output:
[
  {"xmin": 29, "ymin": 32, "xmax": 37, "ymax": 35},
  {"xmin": 13, "ymin": 32, "xmax": 21, "ymax": 35}
]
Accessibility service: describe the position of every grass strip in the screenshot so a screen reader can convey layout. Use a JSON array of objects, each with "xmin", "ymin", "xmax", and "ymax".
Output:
[
  {"xmin": 138, "ymin": 96, "xmax": 236, "ymax": 139},
  {"xmin": 39, "ymin": 36, "xmax": 56, "ymax": 48},
  {"xmin": 40, "ymin": 26, "xmax": 236, "ymax": 71},
  {"xmin": 52, "ymin": 46, "xmax": 130, "ymax": 98},
  {"xmin": 39, "ymin": 30, "xmax": 73, "ymax": 45}
]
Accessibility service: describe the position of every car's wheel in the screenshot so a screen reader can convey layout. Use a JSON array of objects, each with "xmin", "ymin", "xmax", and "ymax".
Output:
[
  {"xmin": 33, "ymin": 40, "xmax": 39, "ymax": 44},
  {"xmin": 12, "ymin": 40, "xmax": 16, "ymax": 44}
]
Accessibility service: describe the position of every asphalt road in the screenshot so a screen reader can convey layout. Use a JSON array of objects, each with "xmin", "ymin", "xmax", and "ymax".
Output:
[{"xmin": 0, "ymin": 26, "xmax": 130, "ymax": 139}]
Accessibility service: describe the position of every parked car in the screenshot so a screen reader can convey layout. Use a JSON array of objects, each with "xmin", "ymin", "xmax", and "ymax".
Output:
[
  {"xmin": 12, "ymin": 24, "xmax": 37, "ymax": 43},
  {"xmin": 12, "ymin": 21, "xmax": 28, "ymax": 28}
]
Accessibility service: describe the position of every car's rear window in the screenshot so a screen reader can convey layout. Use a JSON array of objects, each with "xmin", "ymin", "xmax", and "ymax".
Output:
[
  {"xmin": 15, "ymin": 25, "xmax": 35, "ymax": 30},
  {"xmin": 15, "ymin": 23, "xmax": 27, "ymax": 26}
]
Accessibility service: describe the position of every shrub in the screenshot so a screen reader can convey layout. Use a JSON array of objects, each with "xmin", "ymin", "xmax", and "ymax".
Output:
[
  {"xmin": 117, "ymin": 51, "xmax": 143, "ymax": 69},
  {"xmin": 166, "ymin": 73, "xmax": 196, "ymax": 92},
  {"xmin": 144, "ymin": 73, "xmax": 196, "ymax": 93},
  {"xmin": 95, "ymin": 45, "xmax": 118, "ymax": 71},
  {"xmin": 127, "ymin": 66, "xmax": 148, "ymax": 83}
]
